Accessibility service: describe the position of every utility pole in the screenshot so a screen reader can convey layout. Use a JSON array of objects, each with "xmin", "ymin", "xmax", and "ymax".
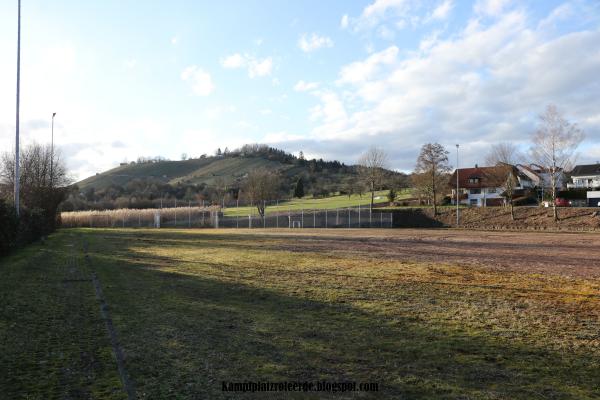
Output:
[
  {"xmin": 456, "ymin": 144, "xmax": 460, "ymax": 226},
  {"xmin": 50, "ymin": 112, "xmax": 56, "ymax": 186},
  {"xmin": 15, "ymin": 0, "xmax": 22, "ymax": 216}
]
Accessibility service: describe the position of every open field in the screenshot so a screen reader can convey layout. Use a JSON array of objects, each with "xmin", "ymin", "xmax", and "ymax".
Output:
[{"xmin": 1, "ymin": 228, "xmax": 599, "ymax": 399}]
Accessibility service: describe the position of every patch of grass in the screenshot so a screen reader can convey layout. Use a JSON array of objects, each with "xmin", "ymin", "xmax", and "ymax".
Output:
[
  {"xmin": 0, "ymin": 233, "xmax": 126, "ymax": 399},
  {"xmin": 2, "ymin": 228, "xmax": 599, "ymax": 399}
]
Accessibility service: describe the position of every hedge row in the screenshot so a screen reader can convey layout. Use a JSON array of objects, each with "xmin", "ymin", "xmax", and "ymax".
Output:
[{"xmin": 0, "ymin": 199, "xmax": 59, "ymax": 257}]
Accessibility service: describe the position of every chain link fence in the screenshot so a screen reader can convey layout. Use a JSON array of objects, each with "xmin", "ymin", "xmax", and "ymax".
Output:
[{"xmin": 62, "ymin": 206, "xmax": 393, "ymax": 229}]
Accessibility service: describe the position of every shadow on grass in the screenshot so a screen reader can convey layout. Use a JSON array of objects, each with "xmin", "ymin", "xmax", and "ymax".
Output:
[{"xmin": 85, "ymin": 230, "xmax": 599, "ymax": 400}]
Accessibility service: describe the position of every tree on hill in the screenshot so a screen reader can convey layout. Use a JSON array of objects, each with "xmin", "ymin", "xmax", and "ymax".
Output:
[
  {"xmin": 414, "ymin": 143, "xmax": 450, "ymax": 215},
  {"xmin": 242, "ymin": 168, "xmax": 280, "ymax": 218},
  {"xmin": 358, "ymin": 147, "xmax": 389, "ymax": 210},
  {"xmin": 293, "ymin": 177, "xmax": 304, "ymax": 198},
  {"xmin": 530, "ymin": 104, "xmax": 584, "ymax": 221}
]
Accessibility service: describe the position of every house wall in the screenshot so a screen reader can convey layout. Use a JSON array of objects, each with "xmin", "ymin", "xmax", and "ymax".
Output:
[{"xmin": 571, "ymin": 176, "xmax": 600, "ymax": 189}]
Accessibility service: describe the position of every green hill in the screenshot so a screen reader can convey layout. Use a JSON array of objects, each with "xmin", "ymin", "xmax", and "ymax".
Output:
[
  {"xmin": 77, "ymin": 156, "xmax": 287, "ymax": 191},
  {"xmin": 67, "ymin": 145, "xmax": 407, "ymax": 212}
]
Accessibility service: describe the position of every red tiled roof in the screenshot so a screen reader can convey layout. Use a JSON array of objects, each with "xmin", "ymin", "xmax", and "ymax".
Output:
[{"xmin": 448, "ymin": 165, "xmax": 516, "ymax": 189}]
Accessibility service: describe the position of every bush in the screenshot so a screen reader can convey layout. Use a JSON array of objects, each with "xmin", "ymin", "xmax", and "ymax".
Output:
[
  {"xmin": 0, "ymin": 198, "xmax": 61, "ymax": 257},
  {"xmin": 0, "ymin": 200, "xmax": 19, "ymax": 256}
]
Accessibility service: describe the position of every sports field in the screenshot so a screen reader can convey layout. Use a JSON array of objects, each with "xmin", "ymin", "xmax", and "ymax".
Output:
[{"xmin": 1, "ymin": 228, "xmax": 599, "ymax": 399}]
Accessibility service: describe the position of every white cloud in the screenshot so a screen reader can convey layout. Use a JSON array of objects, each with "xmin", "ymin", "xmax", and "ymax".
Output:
[
  {"xmin": 181, "ymin": 66, "xmax": 215, "ymax": 96},
  {"xmin": 248, "ymin": 57, "xmax": 273, "ymax": 78},
  {"xmin": 221, "ymin": 53, "xmax": 273, "ymax": 78},
  {"xmin": 171, "ymin": 36, "xmax": 179, "ymax": 45},
  {"xmin": 221, "ymin": 53, "xmax": 246, "ymax": 69},
  {"xmin": 354, "ymin": 0, "xmax": 412, "ymax": 30},
  {"xmin": 429, "ymin": 0, "xmax": 453, "ymax": 21},
  {"xmin": 294, "ymin": 80, "xmax": 320, "ymax": 92},
  {"xmin": 298, "ymin": 33, "xmax": 334, "ymax": 52},
  {"xmin": 338, "ymin": 46, "xmax": 398, "ymax": 84},
  {"xmin": 341, "ymin": 14, "xmax": 350, "ymax": 29},
  {"xmin": 474, "ymin": 0, "xmax": 512, "ymax": 17}
]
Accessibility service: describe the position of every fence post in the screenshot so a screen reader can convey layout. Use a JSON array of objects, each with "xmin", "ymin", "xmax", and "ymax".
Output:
[
  {"xmin": 276, "ymin": 212, "xmax": 279, "ymax": 229},
  {"xmin": 249, "ymin": 215, "xmax": 252, "ymax": 229},
  {"xmin": 236, "ymin": 214, "xmax": 239, "ymax": 229},
  {"xmin": 313, "ymin": 210, "xmax": 316, "ymax": 228},
  {"xmin": 336, "ymin": 208, "xmax": 339, "ymax": 226},
  {"xmin": 369, "ymin": 206, "xmax": 372, "ymax": 227},
  {"xmin": 188, "ymin": 201, "xmax": 191, "ymax": 228},
  {"xmin": 390, "ymin": 212, "xmax": 393, "ymax": 228},
  {"xmin": 325, "ymin": 209, "xmax": 328, "ymax": 228},
  {"xmin": 202, "ymin": 211, "xmax": 205, "ymax": 227},
  {"xmin": 348, "ymin": 208, "xmax": 351, "ymax": 228},
  {"xmin": 358, "ymin": 203, "xmax": 361, "ymax": 227},
  {"xmin": 301, "ymin": 209, "xmax": 304, "ymax": 228},
  {"xmin": 380, "ymin": 212, "xmax": 383, "ymax": 228}
]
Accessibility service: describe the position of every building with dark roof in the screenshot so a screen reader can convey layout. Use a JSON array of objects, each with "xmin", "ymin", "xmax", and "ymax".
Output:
[
  {"xmin": 569, "ymin": 164, "xmax": 600, "ymax": 189},
  {"xmin": 448, "ymin": 164, "xmax": 534, "ymax": 207}
]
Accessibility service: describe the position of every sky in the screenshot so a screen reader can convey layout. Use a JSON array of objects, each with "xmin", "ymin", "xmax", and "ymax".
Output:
[{"xmin": 1, "ymin": 0, "xmax": 600, "ymax": 181}]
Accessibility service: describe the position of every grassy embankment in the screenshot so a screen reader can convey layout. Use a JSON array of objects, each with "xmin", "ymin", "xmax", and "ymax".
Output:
[
  {"xmin": 223, "ymin": 189, "xmax": 410, "ymax": 216},
  {"xmin": 1, "ymin": 228, "xmax": 598, "ymax": 399}
]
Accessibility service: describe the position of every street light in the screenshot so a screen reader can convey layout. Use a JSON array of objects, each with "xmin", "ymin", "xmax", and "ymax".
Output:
[
  {"xmin": 456, "ymin": 144, "xmax": 460, "ymax": 226},
  {"xmin": 15, "ymin": 0, "xmax": 22, "ymax": 216},
  {"xmin": 50, "ymin": 112, "xmax": 56, "ymax": 187}
]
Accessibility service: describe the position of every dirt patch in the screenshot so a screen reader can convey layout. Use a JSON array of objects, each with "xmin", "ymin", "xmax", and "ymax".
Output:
[{"xmin": 248, "ymin": 229, "xmax": 600, "ymax": 279}]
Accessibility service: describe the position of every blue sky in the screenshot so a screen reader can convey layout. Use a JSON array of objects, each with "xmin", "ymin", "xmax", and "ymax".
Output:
[{"xmin": 1, "ymin": 0, "xmax": 600, "ymax": 180}]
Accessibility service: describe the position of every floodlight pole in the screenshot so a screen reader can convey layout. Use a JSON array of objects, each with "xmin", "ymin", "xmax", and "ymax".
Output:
[
  {"xmin": 456, "ymin": 144, "xmax": 460, "ymax": 226},
  {"xmin": 50, "ymin": 112, "xmax": 56, "ymax": 186},
  {"xmin": 15, "ymin": 0, "xmax": 21, "ymax": 216}
]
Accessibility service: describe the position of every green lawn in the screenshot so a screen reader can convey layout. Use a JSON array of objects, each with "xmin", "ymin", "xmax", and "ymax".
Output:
[
  {"xmin": 224, "ymin": 189, "xmax": 409, "ymax": 216},
  {"xmin": 1, "ymin": 228, "xmax": 599, "ymax": 399}
]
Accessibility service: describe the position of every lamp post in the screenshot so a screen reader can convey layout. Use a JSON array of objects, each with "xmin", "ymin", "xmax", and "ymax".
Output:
[
  {"xmin": 15, "ymin": 0, "xmax": 22, "ymax": 216},
  {"xmin": 456, "ymin": 144, "xmax": 460, "ymax": 226},
  {"xmin": 50, "ymin": 112, "xmax": 56, "ymax": 187}
]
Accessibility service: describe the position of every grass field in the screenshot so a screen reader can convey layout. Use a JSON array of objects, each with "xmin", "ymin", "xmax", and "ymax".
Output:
[
  {"xmin": 1, "ymin": 228, "xmax": 599, "ymax": 399},
  {"xmin": 223, "ymin": 190, "xmax": 408, "ymax": 216}
]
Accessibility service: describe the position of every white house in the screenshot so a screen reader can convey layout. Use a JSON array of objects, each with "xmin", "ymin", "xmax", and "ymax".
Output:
[
  {"xmin": 568, "ymin": 164, "xmax": 600, "ymax": 189},
  {"xmin": 449, "ymin": 164, "xmax": 533, "ymax": 207}
]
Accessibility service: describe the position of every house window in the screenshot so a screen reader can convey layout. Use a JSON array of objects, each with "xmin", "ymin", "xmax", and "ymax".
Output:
[
  {"xmin": 469, "ymin": 178, "xmax": 479, "ymax": 184},
  {"xmin": 469, "ymin": 199, "xmax": 478, "ymax": 206},
  {"xmin": 470, "ymin": 188, "xmax": 481, "ymax": 194},
  {"xmin": 487, "ymin": 188, "xmax": 496, "ymax": 194}
]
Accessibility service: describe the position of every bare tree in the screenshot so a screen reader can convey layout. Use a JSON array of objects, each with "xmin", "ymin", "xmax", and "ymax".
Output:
[
  {"xmin": 1, "ymin": 142, "xmax": 71, "ymax": 201},
  {"xmin": 485, "ymin": 142, "xmax": 523, "ymax": 166},
  {"xmin": 357, "ymin": 147, "xmax": 389, "ymax": 210},
  {"xmin": 487, "ymin": 164, "xmax": 519, "ymax": 220},
  {"xmin": 213, "ymin": 176, "xmax": 230, "ymax": 207},
  {"xmin": 242, "ymin": 168, "xmax": 280, "ymax": 217},
  {"xmin": 414, "ymin": 143, "xmax": 450, "ymax": 215},
  {"xmin": 1, "ymin": 142, "xmax": 71, "ymax": 230},
  {"xmin": 530, "ymin": 105, "xmax": 584, "ymax": 221}
]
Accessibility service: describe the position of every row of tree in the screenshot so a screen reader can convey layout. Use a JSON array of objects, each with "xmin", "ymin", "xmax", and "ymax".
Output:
[{"xmin": 408, "ymin": 105, "xmax": 584, "ymax": 220}]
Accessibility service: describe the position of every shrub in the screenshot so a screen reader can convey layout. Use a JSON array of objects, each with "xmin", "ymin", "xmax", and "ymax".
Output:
[{"xmin": 0, "ymin": 200, "xmax": 18, "ymax": 256}]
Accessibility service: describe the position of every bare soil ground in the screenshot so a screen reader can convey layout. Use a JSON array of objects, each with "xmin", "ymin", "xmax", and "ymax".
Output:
[{"xmin": 246, "ymin": 228, "xmax": 600, "ymax": 278}]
